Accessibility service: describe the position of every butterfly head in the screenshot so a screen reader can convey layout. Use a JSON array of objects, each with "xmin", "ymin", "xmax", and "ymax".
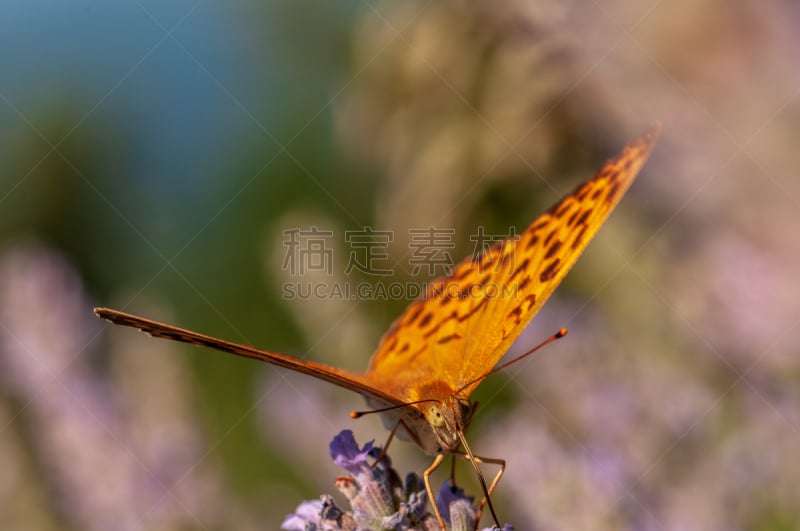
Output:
[{"xmin": 424, "ymin": 394, "xmax": 474, "ymax": 453}]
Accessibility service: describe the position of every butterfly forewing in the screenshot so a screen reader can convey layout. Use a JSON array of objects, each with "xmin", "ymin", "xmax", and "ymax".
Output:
[
  {"xmin": 364, "ymin": 125, "xmax": 659, "ymax": 399},
  {"xmin": 93, "ymin": 307, "xmax": 412, "ymax": 409}
]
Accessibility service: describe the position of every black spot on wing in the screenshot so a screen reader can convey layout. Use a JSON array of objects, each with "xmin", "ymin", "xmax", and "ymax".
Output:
[
  {"xmin": 406, "ymin": 304, "xmax": 424, "ymax": 325},
  {"xmin": 606, "ymin": 181, "xmax": 621, "ymax": 204},
  {"xmin": 437, "ymin": 333, "xmax": 462, "ymax": 345},
  {"xmin": 423, "ymin": 310, "xmax": 459, "ymax": 339},
  {"xmin": 419, "ymin": 312, "xmax": 433, "ymax": 328},
  {"xmin": 509, "ymin": 258, "xmax": 530, "ymax": 281},
  {"xmin": 545, "ymin": 240, "xmax": 562, "ymax": 260},
  {"xmin": 568, "ymin": 210, "xmax": 579, "ymax": 227},
  {"xmin": 540, "ymin": 258, "xmax": 561, "ymax": 282},
  {"xmin": 571, "ymin": 225, "xmax": 588, "ymax": 250},
  {"xmin": 457, "ymin": 297, "xmax": 489, "ymax": 322},
  {"xmin": 577, "ymin": 208, "xmax": 593, "ymax": 226},
  {"xmin": 544, "ymin": 228, "xmax": 557, "ymax": 246}
]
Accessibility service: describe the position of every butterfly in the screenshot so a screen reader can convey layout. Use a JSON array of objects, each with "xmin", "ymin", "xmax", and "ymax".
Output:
[{"xmin": 95, "ymin": 124, "xmax": 659, "ymax": 529}]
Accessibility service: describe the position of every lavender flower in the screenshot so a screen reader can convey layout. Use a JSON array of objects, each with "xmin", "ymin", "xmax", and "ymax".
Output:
[
  {"xmin": 436, "ymin": 481, "xmax": 476, "ymax": 529},
  {"xmin": 0, "ymin": 244, "xmax": 259, "ymax": 529},
  {"xmin": 282, "ymin": 430, "xmax": 513, "ymax": 531}
]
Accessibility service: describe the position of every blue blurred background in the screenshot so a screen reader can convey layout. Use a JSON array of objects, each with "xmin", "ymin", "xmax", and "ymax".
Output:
[{"xmin": 1, "ymin": 1, "xmax": 799, "ymax": 529}]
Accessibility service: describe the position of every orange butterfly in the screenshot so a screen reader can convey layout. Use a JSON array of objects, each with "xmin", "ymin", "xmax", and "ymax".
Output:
[{"xmin": 95, "ymin": 124, "xmax": 659, "ymax": 529}]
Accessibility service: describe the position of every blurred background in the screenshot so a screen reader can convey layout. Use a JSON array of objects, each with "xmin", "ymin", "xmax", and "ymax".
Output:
[{"xmin": 1, "ymin": 0, "xmax": 798, "ymax": 529}]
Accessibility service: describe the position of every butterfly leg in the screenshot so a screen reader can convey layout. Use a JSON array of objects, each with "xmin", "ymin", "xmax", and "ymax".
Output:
[
  {"xmin": 423, "ymin": 453, "xmax": 447, "ymax": 530},
  {"xmin": 371, "ymin": 418, "xmax": 417, "ymax": 468},
  {"xmin": 453, "ymin": 452, "xmax": 506, "ymax": 529}
]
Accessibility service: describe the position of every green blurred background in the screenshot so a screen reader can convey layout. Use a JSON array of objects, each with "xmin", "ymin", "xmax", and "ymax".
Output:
[{"xmin": 1, "ymin": 1, "xmax": 799, "ymax": 529}]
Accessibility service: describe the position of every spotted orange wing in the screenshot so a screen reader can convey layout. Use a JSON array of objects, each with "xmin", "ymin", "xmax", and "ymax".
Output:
[{"xmin": 363, "ymin": 125, "xmax": 659, "ymax": 401}]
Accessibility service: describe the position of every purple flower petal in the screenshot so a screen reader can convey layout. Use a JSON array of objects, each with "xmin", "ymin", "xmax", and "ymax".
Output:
[
  {"xmin": 403, "ymin": 489, "xmax": 428, "ymax": 520},
  {"xmin": 448, "ymin": 497, "xmax": 476, "ymax": 530},
  {"xmin": 281, "ymin": 499, "xmax": 322, "ymax": 530},
  {"xmin": 330, "ymin": 429, "xmax": 374, "ymax": 476},
  {"xmin": 436, "ymin": 480, "xmax": 474, "ymax": 525}
]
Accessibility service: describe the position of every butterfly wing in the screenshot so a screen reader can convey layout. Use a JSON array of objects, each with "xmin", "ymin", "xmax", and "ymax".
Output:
[
  {"xmin": 95, "ymin": 307, "xmax": 443, "ymax": 452},
  {"xmin": 95, "ymin": 308, "xmax": 405, "ymax": 405},
  {"xmin": 94, "ymin": 126, "xmax": 657, "ymax": 455},
  {"xmin": 363, "ymin": 125, "xmax": 659, "ymax": 400}
]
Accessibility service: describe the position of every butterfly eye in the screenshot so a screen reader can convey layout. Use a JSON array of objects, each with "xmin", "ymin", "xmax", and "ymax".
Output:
[
  {"xmin": 457, "ymin": 396, "xmax": 470, "ymax": 411},
  {"xmin": 425, "ymin": 405, "xmax": 445, "ymax": 428}
]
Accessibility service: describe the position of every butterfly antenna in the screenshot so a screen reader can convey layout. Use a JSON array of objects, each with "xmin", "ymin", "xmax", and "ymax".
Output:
[
  {"xmin": 350, "ymin": 399, "xmax": 438, "ymax": 419},
  {"xmin": 456, "ymin": 328, "xmax": 567, "ymax": 395}
]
